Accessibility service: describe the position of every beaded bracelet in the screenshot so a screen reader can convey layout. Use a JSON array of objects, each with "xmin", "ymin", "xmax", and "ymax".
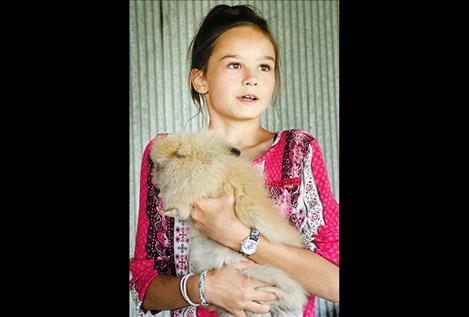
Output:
[
  {"xmin": 198, "ymin": 270, "xmax": 209, "ymax": 306},
  {"xmin": 179, "ymin": 273, "xmax": 200, "ymax": 307}
]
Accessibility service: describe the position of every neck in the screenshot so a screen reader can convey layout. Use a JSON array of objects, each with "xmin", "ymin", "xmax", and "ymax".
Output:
[{"xmin": 207, "ymin": 119, "xmax": 268, "ymax": 150}]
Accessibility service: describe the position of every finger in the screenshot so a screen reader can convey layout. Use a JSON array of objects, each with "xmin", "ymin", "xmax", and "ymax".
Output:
[
  {"xmin": 190, "ymin": 210, "xmax": 200, "ymax": 223},
  {"xmin": 225, "ymin": 192, "xmax": 235, "ymax": 204},
  {"xmin": 251, "ymin": 289, "xmax": 278, "ymax": 302},
  {"xmin": 191, "ymin": 200, "xmax": 205, "ymax": 212},
  {"xmin": 251, "ymin": 279, "xmax": 276, "ymax": 289},
  {"xmin": 190, "ymin": 204, "xmax": 199, "ymax": 216},
  {"xmin": 230, "ymin": 260, "xmax": 256, "ymax": 270},
  {"xmin": 243, "ymin": 301, "xmax": 271, "ymax": 314},
  {"xmin": 242, "ymin": 275, "xmax": 273, "ymax": 289},
  {"xmin": 192, "ymin": 222, "xmax": 200, "ymax": 230},
  {"xmin": 193, "ymin": 198, "xmax": 208, "ymax": 209},
  {"xmin": 232, "ymin": 310, "xmax": 246, "ymax": 317}
]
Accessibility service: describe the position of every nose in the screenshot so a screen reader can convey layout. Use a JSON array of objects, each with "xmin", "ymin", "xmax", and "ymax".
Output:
[{"xmin": 243, "ymin": 69, "xmax": 258, "ymax": 86}]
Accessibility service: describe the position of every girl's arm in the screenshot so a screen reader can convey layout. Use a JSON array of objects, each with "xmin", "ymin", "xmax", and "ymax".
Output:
[
  {"xmin": 191, "ymin": 138, "xmax": 339, "ymax": 303},
  {"xmin": 142, "ymin": 261, "xmax": 277, "ymax": 317},
  {"xmin": 130, "ymin": 137, "xmax": 277, "ymax": 316},
  {"xmin": 192, "ymin": 198, "xmax": 339, "ymax": 303}
]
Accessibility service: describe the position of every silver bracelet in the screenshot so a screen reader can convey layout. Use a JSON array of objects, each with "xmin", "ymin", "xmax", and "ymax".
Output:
[
  {"xmin": 198, "ymin": 270, "xmax": 209, "ymax": 306},
  {"xmin": 179, "ymin": 273, "xmax": 200, "ymax": 307}
]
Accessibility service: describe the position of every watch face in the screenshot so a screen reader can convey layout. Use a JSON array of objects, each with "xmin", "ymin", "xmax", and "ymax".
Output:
[{"xmin": 242, "ymin": 240, "xmax": 257, "ymax": 255}]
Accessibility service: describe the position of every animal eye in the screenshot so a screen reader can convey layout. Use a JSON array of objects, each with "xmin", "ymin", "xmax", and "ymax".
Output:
[
  {"xmin": 175, "ymin": 153, "xmax": 185, "ymax": 159},
  {"xmin": 228, "ymin": 63, "xmax": 241, "ymax": 70}
]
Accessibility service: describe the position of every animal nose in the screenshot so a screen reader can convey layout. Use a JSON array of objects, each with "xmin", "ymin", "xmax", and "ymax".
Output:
[{"xmin": 229, "ymin": 147, "xmax": 241, "ymax": 157}]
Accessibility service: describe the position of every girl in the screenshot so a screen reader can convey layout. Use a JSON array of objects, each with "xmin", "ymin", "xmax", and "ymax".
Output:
[{"xmin": 130, "ymin": 4, "xmax": 339, "ymax": 317}]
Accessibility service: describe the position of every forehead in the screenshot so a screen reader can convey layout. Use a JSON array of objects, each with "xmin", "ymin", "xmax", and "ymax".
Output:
[{"xmin": 211, "ymin": 25, "xmax": 275, "ymax": 59}]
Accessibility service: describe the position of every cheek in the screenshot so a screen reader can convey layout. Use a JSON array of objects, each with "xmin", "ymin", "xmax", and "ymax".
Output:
[
  {"xmin": 261, "ymin": 75, "xmax": 275, "ymax": 95},
  {"xmin": 215, "ymin": 69, "xmax": 239, "ymax": 84},
  {"xmin": 209, "ymin": 74, "xmax": 238, "ymax": 95},
  {"xmin": 264, "ymin": 73, "xmax": 276, "ymax": 86}
]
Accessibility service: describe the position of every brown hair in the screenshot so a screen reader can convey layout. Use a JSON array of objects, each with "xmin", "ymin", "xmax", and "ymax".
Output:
[{"xmin": 187, "ymin": 4, "xmax": 281, "ymax": 119}]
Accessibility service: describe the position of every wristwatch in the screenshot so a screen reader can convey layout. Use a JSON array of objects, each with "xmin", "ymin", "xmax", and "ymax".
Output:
[{"xmin": 240, "ymin": 228, "xmax": 260, "ymax": 256}]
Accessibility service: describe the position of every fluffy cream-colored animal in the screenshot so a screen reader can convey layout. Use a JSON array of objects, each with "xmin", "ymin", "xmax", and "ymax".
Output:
[{"xmin": 150, "ymin": 129, "xmax": 308, "ymax": 317}]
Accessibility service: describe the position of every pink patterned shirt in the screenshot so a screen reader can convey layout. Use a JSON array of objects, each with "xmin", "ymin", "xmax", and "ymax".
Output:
[{"xmin": 130, "ymin": 129, "xmax": 339, "ymax": 317}]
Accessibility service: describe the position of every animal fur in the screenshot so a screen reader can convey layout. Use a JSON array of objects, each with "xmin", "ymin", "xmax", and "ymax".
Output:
[{"xmin": 150, "ymin": 129, "xmax": 308, "ymax": 317}]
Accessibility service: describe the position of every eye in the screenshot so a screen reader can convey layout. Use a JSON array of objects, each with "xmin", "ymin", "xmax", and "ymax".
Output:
[
  {"xmin": 228, "ymin": 63, "xmax": 241, "ymax": 70},
  {"xmin": 259, "ymin": 64, "xmax": 271, "ymax": 72}
]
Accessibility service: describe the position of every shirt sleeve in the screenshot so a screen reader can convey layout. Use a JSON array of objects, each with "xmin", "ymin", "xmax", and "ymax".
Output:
[
  {"xmin": 129, "ymin": 140, "xmax": 159, "ymax": 303},
  {"xmin": 310, "ymin": 139, "xmax": 339, "ymax": 266}
]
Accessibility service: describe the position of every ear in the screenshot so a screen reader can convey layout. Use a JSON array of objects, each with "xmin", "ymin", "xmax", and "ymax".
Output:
[
  {"xmin": 176, "ymin": 142, "xmax": 191, "ymax": 157},
  {"xmin": 151, "ymin": 137, "xmax": 181, "ymax": 164},
  {"xmin": 190, "ymin": 69, "xmax": 208, "ymax": 94}
]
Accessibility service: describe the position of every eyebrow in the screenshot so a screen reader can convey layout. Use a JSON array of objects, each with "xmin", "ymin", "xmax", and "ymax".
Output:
[{"xmin": 219, "ymin": 54, "xmax": 275, "ymax": 62}]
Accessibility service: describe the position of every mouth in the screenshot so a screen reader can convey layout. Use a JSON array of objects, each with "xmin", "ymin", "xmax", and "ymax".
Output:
[{"xmin": 237, "ymin": 94, "xmax": 259, "ymax": 105}]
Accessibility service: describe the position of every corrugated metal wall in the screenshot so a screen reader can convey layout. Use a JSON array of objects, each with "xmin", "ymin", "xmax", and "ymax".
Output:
[{"xmin": 130, "ymin": 1, "xmax": 339, "ymax": 316}]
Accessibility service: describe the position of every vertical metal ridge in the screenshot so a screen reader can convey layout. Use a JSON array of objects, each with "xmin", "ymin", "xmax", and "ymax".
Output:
[
  {"xmin": 134, "ymin": 1, "xmax": 142, "ymax": 153},
  {"xmin": 312, "ymin": 0, "xmax": 320, "ymax": 139},
  {"xmin": 129, "ymin": 0, "xmax": 136, "ymax": 259},
  {"xmin": 161, "ymin": 1, "xmax": 167, "ymax": 132},
  {"xmin": 316, "ymin": 0, "xmax": 327, "ymax": 159},
  {"xmin": 290, "ymin": 0, "xmax": 300, "ymax": 129},
  {"xmin": 143, "ymin": 0, "xmax": 151, "ymax": 144},
  {"xmin": 168, "ymin": 2, "xmax": 175, "ymax": 133},
  {"xmin": 330, "ymin": 0, "xmax": 340, "ymax": 198},
  {"xmin": 297, "ymin": 0, "xmax": 306, "ymax": 132},
  {"xmin": 321, "ymin": 0, "xmax": 335, "ymax": 194},
  {"xmin": 176, "ymin": 1, "xmax": 184, "ymax": 132},
  {"xmin": 138, "ymin": 1, "xmax": 147, "ymax": 151},
  {"xmin": 184, "ymin": 1, "xmax": 190, "ymax": 132},
  {"xmin": 262, "ymin": 0, "xmax": 272, "ymax": 131},
  {"xmin": 303, "ymin": 0, "xmax": 311, "ymax": 133},
  {"xmin": 327, "ymin": 0, "xmax": 337, "ymax": 197},
  {"xmin": 304, "ymin": 0, "xmax": 315, "ymax": 134},
  {"xmin": 133, "ymin": 1, "xmax": 143, "ymax": 242},
  {"xmin": 155, "ymin": 1, "xmax": 164, "ymax": 134},
  {"xmin": 282, "ymin": 0, "xmax": 290, "ymax": 128},
  {"xmin": 148, "ymin": 0, "xmax": 156, "ymax": 137}
]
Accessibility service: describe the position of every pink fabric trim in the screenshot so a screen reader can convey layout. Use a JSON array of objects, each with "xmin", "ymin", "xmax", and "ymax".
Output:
[
  {"xmin": 265, "ymin": 131, "xmax": 315, "ymax": 317},
  {"xmin": 197, "ymin": 307, "xmax": 220, "ymax": 317},
  {"xmin": 309, "ymin": 139, "xmax": 340, "ymax": 266},
  {"xmin": 130, "ymin": 130, "xmax": 339, "ymax": 316},
  {"xmin": 129, "ymin": 140, "xmax": 160, "ymax": 302},
  {"xmin": 197, "ymin": 130, "xmax": 338, "ymax": 317}
]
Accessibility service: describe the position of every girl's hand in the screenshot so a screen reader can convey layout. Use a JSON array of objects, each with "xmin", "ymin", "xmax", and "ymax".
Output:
[
  {"xmin": 205, "ymin": 261, "xmax": 277, "ymax": 317},
  {"xmin": 191, "ymin": 194, "xmax": 250, "ymax": 249}
]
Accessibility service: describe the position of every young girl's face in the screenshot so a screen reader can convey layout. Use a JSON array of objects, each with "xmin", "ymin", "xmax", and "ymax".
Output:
[{"xmin": 198, "ymin": 25, "xmax": 276, "ymax": 123}]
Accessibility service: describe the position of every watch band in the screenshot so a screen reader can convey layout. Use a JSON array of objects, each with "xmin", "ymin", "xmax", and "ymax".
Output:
[{"xmin": 249, "ymin": 228, "xmax": 260, "ymax": 242}]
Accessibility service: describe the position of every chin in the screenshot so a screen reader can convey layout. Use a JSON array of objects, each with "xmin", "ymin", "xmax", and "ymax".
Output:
[{"xmin": 234, "ymin": 105, "xmax": 269, "ymax": 118}]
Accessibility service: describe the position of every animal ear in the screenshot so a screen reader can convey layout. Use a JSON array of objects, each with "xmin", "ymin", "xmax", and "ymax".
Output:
[
  {"xmin": 151, "ymin": 137, "xmax": 182, "ymax": 164},
  {"xmin": 176, "ymin": 142, "xmax": 191, "ymax": 157}
]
